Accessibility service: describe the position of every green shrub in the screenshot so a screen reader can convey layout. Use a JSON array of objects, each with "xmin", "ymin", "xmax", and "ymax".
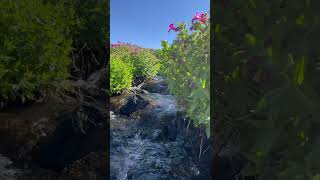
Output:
[
  {"xmin": 0, "ymin": 0, "xmax": 75, "ymax": 104},
  {"xmin": 160, "ymin": 15, "xmax": 210, "ymax": 134},
  {"xmin": 129, "ymin": 50, "xmax": 160, "ymax": 78},
  {"xmin": 110, "ymin": 46, "xmax": 132, "ymax": 62},
  {"xmin": 110, "ymin": 57, "xmax": 133, "ymax": 95},
  {"xmin": 110, "ymin": 42, "xmax": 160, "ymax": 95},
  {"xmin": 111, "ymin": 43, "xmax": 160, "ymax": 78}
]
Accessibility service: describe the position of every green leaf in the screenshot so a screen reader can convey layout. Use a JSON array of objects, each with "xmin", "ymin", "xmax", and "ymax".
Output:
[
  {"xmin": 266, "ymin": 47, "xmax": 273, "ymax": 57},
  {"xmin": 294, "ymin": 57, "xmax": 305, "ymax": 86},
  {"xmin": 201, "ymin": 79, "xmax": 206, "ymax": 88},
  {"xmin": 296, "ymin": 14, "xmax": 305, "ymax": 25},
  {"xmin": 245, "ymin": 33, "xmax": 257, "ymax": 46},
  {"xmin": 215, "ymin": 24, "xmax": 221, "ymax": 33}
]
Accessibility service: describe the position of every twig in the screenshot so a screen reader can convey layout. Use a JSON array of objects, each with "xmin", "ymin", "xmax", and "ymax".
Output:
[{"xmin": 198, "ymin": 135, "xmax": 203, "ymax": 160}]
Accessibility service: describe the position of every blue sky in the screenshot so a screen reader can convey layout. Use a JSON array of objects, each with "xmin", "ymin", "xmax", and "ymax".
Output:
[{"xmin": 110, "ymin": 0, "xmax": 210, "ymax": 49}]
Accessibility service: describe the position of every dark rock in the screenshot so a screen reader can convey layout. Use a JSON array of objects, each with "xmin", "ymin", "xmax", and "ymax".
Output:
[
  {"xmin": 119, "ymin": 95, "xmax": 149, "ymax": 116},
  {"xmin": 140, "ymin": 77, "xmax": 169, "ymax": 94}
]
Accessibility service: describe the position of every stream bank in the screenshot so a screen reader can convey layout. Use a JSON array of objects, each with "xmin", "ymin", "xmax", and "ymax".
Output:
[{"xmin": 0, "ymin": 68, "xmax": 109, "ymax": 180}]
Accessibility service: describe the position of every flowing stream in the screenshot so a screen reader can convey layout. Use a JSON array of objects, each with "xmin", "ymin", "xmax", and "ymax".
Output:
[{"xmin": 110, "ymin": 76, "xmax": 208, "ymax": 180}]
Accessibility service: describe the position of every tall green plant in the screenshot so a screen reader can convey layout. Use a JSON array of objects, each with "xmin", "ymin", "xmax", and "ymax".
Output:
[
  {"xmin": 111, "ymin": 43, "xmax": 160, "ymax": 78},
  {"xmin": 110, "ymin": 57, "xmax": 133, "ymax": 95},
  {"xmin": 160, "ymin": 13, "xmax": 210, "ymax": 134},
  {"xmin": 129, "ymin": 50, "xmax": 160, "ymax": 78},
  {"xmin": 110, "ymin": 43, "xmax": 160, "ymax": 95}
]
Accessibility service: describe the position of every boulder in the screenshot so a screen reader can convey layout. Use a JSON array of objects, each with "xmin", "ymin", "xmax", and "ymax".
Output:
[
  {"xmin": 119, "ymin": 95, "xmax": 149, "ymax": 116},
  {"xmin": 110, "ymin": 90, "xmax": 150, "ymax": 116},
  {"xmin": 140, "ymin": 77, "xmax": 169, "ymax": 94}
]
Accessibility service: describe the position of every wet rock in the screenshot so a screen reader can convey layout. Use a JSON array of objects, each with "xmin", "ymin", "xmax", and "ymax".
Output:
[
  {"xmin": 140, "ymin": 76, "xmax": 169, "ymax": 94},
  {"xmin": 119, "ymin": 95, "xmax": 149, "ymax": 116},
  {"xmin": 111, "ymin": 90, "xmax": 150, "ymax": 116},
  {"xmin": 110, "ymin": 89, "xmax": 149, "ymax": 115}
]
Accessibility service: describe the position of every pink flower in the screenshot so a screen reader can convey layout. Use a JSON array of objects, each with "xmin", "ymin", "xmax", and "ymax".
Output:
[
  {"xmin": 168, "ymin": 23, "xmax": 177, "ymax": 32},
  {"xmin": 111, "ymin": 43, "xmax": 120, "ymax": 48},
  {"xmin": 192, "ymin": 12, "xmax": 207, "ymax": 24}
]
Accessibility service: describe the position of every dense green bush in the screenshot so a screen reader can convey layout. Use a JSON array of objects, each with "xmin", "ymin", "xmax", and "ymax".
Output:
[
  {"xmin": 110, "ymin": 57, "xmax": 133, "ymax": 95},
  {"xmin": 212, "ymin": 0, "xmax": 320, "ymax": 179},
  {"xmin": 110, "ymin": 45, "xmax": 132, "ymax": 62},
  {"xmin": 0, "ymin": 0, "xmax": 75, "ymax": 104},
  {"xmin": 160, "ymin": 13, "xmax": 210, "ymax": 134},
  {"xmin": 129, "ymin": 50, "xmax": 160, "ymax": 78},
  {"xmin": 110, "ymin": 43, "xmax": 160, "ymax": 95},
  {"xmin": 111, "ymin": 43, "xmax": 160, "ymax": 78}
]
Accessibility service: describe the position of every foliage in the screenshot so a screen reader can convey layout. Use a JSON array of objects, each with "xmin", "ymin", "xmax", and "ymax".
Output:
[
  {"xmin": 212, "ymin": 0, "xmax": 320, "ymax": 179},
  {"xmin": 0, "ymin": 0, "xmax": 75, "ymax": 105},
  {"xmin": 160, "ymin": 13, "xmax": 210, "ymax": 134},
  {"xmin": 129, "ymin": 49, "xmax": 160, "ymax": 78},
  {"xmin": 110, "ymin": 57, "xmax": 133, "ymax": 95},
  {"xmin": 110, "ymin": 44, "xmax": 133, "ymax": 61},
  {"xmin": 111, "ymin": 42, "xmax": 160, "ymax": 78},
  {"xmin": 110, "ymin": 42, "xmax": 160, "ymax": 94}
]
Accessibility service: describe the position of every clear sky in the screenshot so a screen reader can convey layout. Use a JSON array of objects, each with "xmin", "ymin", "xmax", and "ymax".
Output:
[{"xmin": 110, "ymin": 0, "xmax": 210, "ymax": 49}]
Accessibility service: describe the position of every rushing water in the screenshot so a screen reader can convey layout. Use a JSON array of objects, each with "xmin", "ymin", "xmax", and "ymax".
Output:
[{"xmin": 110, "ymin": 77, "xmax": 206, "ymax": 180}]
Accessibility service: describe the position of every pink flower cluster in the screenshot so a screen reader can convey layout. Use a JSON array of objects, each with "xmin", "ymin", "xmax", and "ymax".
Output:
[
  {"xmin": 111, "ymin": 41, "xmax": 144, "ymax": 53},
  {"xmin": 192, "ymin": 12, "xmax": 207, "ymax": 24},
  {"xmin": 168, "ymin": 12, "xmax": 208, "ymax": 32},
  {"xmin": 168, "ymin": 24, "xmax": 178, "ymax": 32}
]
